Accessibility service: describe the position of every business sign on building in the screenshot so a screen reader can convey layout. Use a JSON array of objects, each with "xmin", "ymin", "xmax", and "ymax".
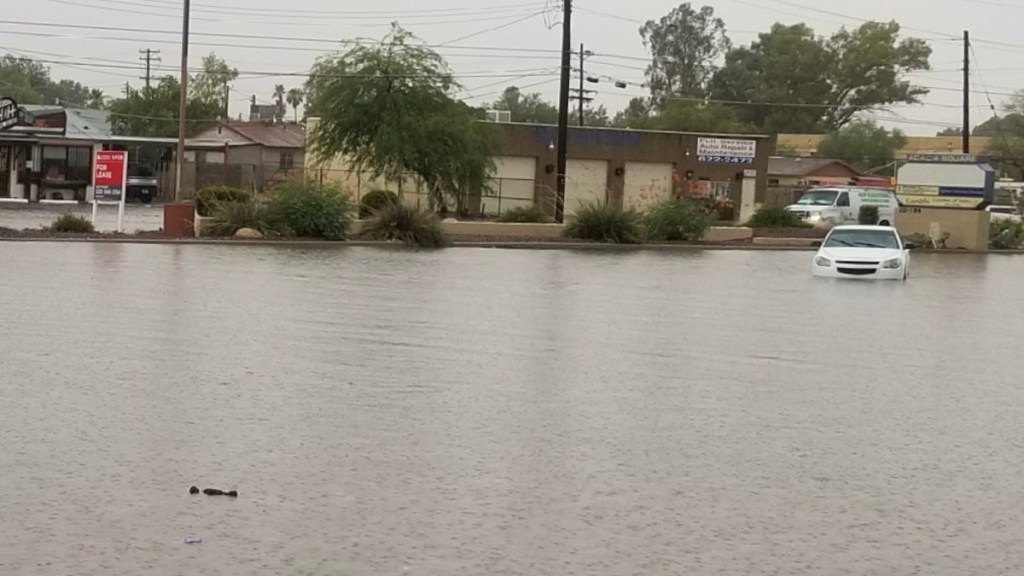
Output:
[
  {"xmin": 896, "ymin": 154, "xmax": 994, "ymax": 209},
  {"xmin": 0, "ymin": 97, "xmax": 19, "ymax": 131},
  {"xmin": 92, "ymin": 150, "xmax": 128, "ymax": 232},
  {"xmin": 697, "ymin": 137, "xmax": 756, "ymax": 164}
]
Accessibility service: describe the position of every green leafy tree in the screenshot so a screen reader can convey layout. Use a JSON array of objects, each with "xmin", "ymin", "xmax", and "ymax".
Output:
[
  {"xmin": 108, "ymin": 76, "xmax": 223, "ymax": 138},
  {"xmin": 107, "ymin": 52, "xmax": 238, "ymax": 136},
  {"xmin": 573, "ymin": 104, "xmax": 611, "ymax": 127},
  {"xmin": 982, "ymin": 91, "xmax": 1024, "ymax": 179},
  {"xmin": 626, "ymin": 100, "xmax": 750, "ymax": 133},
  {"xmin": 816, "ymin": 120, "xmax": 907, "ymax": 171},
  {"xmin": 710, "ymin": 21, "xmax": 931, "ymax": 133},
  {"xmin": 190, "ymin": 53, "xmax": 238, "ymax": 117},
  {"xmin": 612, "ymin": 97, "xmax": 651, "ymax": 127},
  {"xmin": 306, "ymin": 24, "xmax": 498, "ymax": 212},
  {"xmin": 490, "ymin": 86, "xmax": 558, "ymax": 123},
  {"xmin": 640, "ymin": 3, "xmax": 731, "ymax": 104},
  {"xmin": 0, "ymin": 55, "xmax": 104, "ymax": 107}
]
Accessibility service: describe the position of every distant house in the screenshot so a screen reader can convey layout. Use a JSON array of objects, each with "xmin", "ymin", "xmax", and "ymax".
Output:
[
  {"xmin": 767, "ymin": 156, "xmax": 862, "ymax": 188},
  {"xmin": 192, "ymin": 121, "xmax": 305, "ymax": 187}
]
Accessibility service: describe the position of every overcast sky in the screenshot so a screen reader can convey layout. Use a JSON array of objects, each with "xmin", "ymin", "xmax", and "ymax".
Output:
[{"xmin": 10, "ymin": 0, "xmax": 1021, "ymax": 135}]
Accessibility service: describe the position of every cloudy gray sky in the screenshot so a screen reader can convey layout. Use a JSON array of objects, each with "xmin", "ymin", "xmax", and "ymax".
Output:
[{"xmin": 11, "ymin": 0, "xmax": 1020, "ymax": 135}]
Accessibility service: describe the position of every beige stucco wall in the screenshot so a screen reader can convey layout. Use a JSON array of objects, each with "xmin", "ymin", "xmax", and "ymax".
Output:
[{"xmin": 895, "ymin": 207, "xmax": 990, "ymax": 250}]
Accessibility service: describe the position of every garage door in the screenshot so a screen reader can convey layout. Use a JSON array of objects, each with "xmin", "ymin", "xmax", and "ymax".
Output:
[
  {"xmin": 624, "ymin": 162, "xmax": 673, "ymax": 211},
  {"xmin": 565, "ymin": 160, "xmax": 608, "ymax": 218},
  {"xmin": 486, "ymin": 156, "xmax": 536, "ymax": 216}
]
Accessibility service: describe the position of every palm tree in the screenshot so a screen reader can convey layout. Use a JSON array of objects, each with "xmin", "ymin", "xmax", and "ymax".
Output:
[
  {"xmin": 87, "ymin": 89, "xmax": 105, "ymax": 109},
  {"xmin": 286, "ymin": 88, "xmax": 305, "ymax": 122},
  {"xmin": 272, "ymin": 84, "xmax": 285, "ymax": 121}
]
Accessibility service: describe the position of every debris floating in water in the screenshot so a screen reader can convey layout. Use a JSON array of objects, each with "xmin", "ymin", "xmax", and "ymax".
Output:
[{"xmin": 189, "ymin": 485, "xmax": 238, "ymax": 497}]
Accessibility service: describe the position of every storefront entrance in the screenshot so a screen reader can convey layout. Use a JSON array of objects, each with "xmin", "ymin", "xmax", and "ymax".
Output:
[
  {"xmin": 0, "ymin": 146, "xmax": 9, "ymax": 198},
  {"xmin": 0, "ymin": 144, "xmax": 31, "ymax": 200}
]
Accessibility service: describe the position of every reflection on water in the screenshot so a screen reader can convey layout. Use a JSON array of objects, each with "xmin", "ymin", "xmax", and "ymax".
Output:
[{"xmin": 1, "ymin": 244, "xmax": 1023, "ymax": 575}]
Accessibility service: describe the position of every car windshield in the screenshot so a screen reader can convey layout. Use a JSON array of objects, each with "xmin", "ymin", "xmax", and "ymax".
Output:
[
  {"xmin": 796, "ymin": 190, "xmax": 838, "ymax": 206},
  {"xmin": 824, "ymin": 229, "xmax": 900, "ymax": 249}
]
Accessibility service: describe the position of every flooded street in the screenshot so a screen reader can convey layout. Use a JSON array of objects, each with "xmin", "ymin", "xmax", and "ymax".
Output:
[
  {"xmin": 2, "ymin": 243, "xmax": 1023, "ymax": 575},
  {"xmin": 0, "ymin": 204, "xmax": 164, "ymax": 232}
]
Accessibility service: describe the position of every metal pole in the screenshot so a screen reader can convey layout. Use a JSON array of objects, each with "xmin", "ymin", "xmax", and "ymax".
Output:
[
  {"xmin": 578, "ymin": 43, "xmax": 585, "ymax": 127},
  {"xmin": 174, "ymin": 0, "xmax": 191, "ymax": 203},
  {"xmin": 554, "ymin": 0, "xmax": 572, "ymax": 223},
  {"xmin": 963, "ymin": 30, "xmax": 970, "ymax": 154}
]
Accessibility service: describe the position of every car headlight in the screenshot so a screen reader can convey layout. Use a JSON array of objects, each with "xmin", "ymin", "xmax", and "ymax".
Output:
[
  {"xmin": 882, "ymin": 257, "xmax": 903, "ymax": 269},
  {"xmin": 814, "ymin": 256, "xmax": 832, "ymax": 267}
]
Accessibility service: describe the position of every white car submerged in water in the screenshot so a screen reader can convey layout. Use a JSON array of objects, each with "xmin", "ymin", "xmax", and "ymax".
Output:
[{"xmin": 811, "ymin": 225, "xmax": 914, "ymax": 281}]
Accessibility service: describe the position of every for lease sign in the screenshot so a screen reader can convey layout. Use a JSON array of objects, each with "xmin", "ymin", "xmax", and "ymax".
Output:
[{"xmin": 93, "ymin": 150, "xmax": 127, "ymax": 201}]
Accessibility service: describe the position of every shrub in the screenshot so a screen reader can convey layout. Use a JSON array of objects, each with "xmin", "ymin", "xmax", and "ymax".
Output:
[
  {"xmin": 498, "ymin": 205, "xmax": 551, "ymax": 223},
  {"xmin": 359, "ymin": 189, "xmax": 399, "ymax": 219},
  {"xmin": 362, "ymin": 202, "xmax": 448, "ymax": 248},
  {"xmin": 565, "ymin": 200, "xmax": 642, "ymax": 244},
  {"xmin": 266, "ymin": 181, "xmax": 354, "ymax": 240},
  {"xmin": 208, "ymin": 201, "xmax": 283, "ymax": 237},
  {"xmin": 643, "ymin": 200, "xmax": 712, "ymax": 242},
  {"xmin": 990, "ymin": 219, "xmax": 1024, "ymax": 249},
  {"xmin": 50, "ymin": 213, "xmax": 95, "ymax": 233},
  {"xmin": 858, "ymin": 205, "xmax": 880, "ymax": 225},
  {"xmin": 903, "ymin": 232, "xmax": 929, "ymax": 248},
  {"xmin": 195, "ymin": 186, "xmax": 250, "ymax": 217},
  {"xmin": 745, "ymin": 205, "xmax": 811, "ymax": 228}
]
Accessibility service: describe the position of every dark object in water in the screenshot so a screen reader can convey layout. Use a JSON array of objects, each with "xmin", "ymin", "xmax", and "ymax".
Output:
[{"xmin": 189, "ymin": 485, "xmax": 238, "ymax": 497}]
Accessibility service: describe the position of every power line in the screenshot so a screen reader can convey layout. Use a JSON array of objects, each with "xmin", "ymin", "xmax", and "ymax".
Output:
[
  {"xmin": 46, "ymin": 0, "xmax": 552, "ymax": 27},
  {"xmin": 94, "ymin": 0, "xmax": 552, "ymax": 17}
]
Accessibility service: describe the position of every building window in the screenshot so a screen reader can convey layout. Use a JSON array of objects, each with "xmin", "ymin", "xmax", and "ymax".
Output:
[
  {"xmin": 279, "ymin": 152, "xmax": 294, "ymax": 171},
  {"xmin": 41, "ymin": 145, "xmax": 92, "ymax": 183}
]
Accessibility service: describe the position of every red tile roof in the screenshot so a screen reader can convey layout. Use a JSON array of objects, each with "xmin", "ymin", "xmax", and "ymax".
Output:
[{"xmin": 220, "ymin": 121, "xmax": 305, "ymax": 149}]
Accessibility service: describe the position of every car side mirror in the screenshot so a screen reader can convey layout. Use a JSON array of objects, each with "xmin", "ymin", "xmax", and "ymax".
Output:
[{"xmin": 811, "ymin": 240, "xmax": 822, "ymax": 248}]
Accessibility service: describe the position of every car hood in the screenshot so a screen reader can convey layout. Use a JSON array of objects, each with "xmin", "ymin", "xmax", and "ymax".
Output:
[{"xmin": 818, "ymin": 247, "xmax": 903, "ymax": 262}]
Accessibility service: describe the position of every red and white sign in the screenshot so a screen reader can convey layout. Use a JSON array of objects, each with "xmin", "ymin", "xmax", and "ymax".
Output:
[{"xmin": 93, "ymin": 150, "xmax": 127, "ymax": 201}]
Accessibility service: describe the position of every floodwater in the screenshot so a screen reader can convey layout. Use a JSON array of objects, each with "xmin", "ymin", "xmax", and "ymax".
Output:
[
  {"xmin": 1, "ymin": 244, "xmax": 1023, "ymax": 575},
  {"xmin": 0, "ymin": 204, "xmax": 164, "ymax": 232}
]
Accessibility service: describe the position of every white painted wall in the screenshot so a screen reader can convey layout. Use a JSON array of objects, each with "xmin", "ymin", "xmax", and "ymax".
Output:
[
  {"xmin": 565, "ymin": 159, "xmax": 608, "ymax": 217},
  {"xmin": 623, "ymin": 161, "xmax": 673, "ymax": 211},
  {"xmin": 485, "ymin": 156, "xmax": 535, "ymax": 215}
]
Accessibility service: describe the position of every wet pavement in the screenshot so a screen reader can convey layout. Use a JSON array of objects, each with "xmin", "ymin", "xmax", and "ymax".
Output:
[{"xmin": 1, "ymin": 244, "xmax": 1022, "ymax": 574}]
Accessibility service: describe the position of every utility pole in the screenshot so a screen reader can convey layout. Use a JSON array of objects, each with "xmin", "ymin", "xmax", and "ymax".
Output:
[
  {"xmin": 174, "ymin": 0, "xmax": 191, "ymax": 204},
  {"xmin": 138, "ymin": 48, "xmax": 161, "ymax": 90},
  {"xmin": 962, "ymin": 30, "xmax": 970, "ymax": 154},
  {"xmin": 569, "ymin": 43, "xmax": 595, "ymax": 127},
  {"xmin": 554, "ymin": 0, "xmax": 572, "ymax": 223},
  {"xmin": 222, "ymin": 82, "xmax": 230, "ymax": 119}
]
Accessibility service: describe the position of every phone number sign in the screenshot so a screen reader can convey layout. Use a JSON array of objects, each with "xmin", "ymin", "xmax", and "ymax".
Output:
[{"xmin": 697, "ymin": 137, "xmax": 756, "ymax": 164}]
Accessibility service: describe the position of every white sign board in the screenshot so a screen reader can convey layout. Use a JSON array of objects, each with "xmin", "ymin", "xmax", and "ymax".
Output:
[{"xmin": 697, "ymin": 138, "xmax": 756, "ymax": 164}]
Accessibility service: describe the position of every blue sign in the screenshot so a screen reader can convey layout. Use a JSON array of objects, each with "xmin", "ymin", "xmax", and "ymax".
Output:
[{"xmin": 938, "ymin": 187, "xmax": 985, "ymax": 197}]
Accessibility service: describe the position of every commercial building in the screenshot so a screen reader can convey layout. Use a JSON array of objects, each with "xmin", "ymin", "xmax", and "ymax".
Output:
[{"xmin": 306, "ymin": 119, "xmax": 772, "ymax": 220}]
